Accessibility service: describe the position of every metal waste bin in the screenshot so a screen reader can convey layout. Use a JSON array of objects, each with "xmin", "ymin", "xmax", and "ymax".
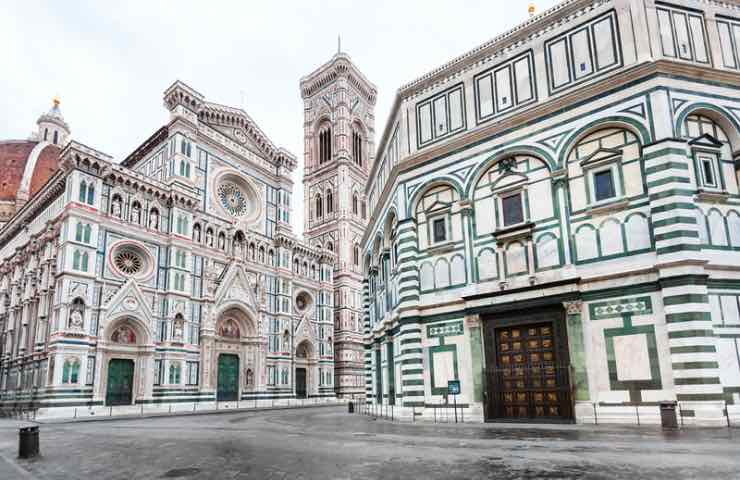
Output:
[
  {"xmin": 19, "ymin": 426, "xmax": 39, "ymax": 458},
  {"xmin": 659, "ymin": 401, "xmax": 678, "ymax": 429},
  {"xmin": 348, "ymin": 401, "xmax": 354, "ymax": 413}
]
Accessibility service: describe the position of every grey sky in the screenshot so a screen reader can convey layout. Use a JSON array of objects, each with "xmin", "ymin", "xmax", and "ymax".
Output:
[{"xmin": 0, "ymin": 0, "xmax": 561, "ymax": 235}]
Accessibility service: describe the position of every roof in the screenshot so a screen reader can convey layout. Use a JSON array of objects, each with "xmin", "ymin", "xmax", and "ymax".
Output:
[{"xmin": 0, "ymin": 140, "xmax": 61, "ymax": 201}]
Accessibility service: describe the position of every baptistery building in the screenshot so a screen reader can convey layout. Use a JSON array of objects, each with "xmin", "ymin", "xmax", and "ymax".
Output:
[
  {"xmin": 0, "ymin": 80, "xmax": 337, "ymax": 414},
  {"xmin": 362, "ymin": 0, "xmax": 740, "ymax": 425}
]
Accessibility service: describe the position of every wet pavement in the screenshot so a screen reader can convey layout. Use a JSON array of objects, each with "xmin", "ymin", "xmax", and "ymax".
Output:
[{"xmin": 0, "ymin": 405, "xmax": 738, "ymax": 479}]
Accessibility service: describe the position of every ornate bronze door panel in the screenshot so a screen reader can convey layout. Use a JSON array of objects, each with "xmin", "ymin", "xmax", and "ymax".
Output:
[{"xmin": 483, "ymin": 308, "xmax": 572, "ymax": 421}]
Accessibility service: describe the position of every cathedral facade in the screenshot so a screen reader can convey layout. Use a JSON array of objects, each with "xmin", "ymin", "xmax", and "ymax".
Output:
[
  {"xmin": 362, "ymin": 0, "xmax": 740, "ymax": 425},
  {"xmin": 0, "ymin": 79, "xmax": 338, "ymax": 415}
]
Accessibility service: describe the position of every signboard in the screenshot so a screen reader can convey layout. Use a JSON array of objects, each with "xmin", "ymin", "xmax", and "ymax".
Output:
[{"xmin": 447, "ymin": 380, "xmax": 461, "ymax": 395}]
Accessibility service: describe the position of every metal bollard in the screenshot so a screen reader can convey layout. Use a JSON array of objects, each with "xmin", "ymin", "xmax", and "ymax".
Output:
[{"xmin": 18, "ymin": 426, "xmax": 39, "ymax": 459}]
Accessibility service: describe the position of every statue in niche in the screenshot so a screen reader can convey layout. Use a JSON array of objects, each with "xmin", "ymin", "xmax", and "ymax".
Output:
[
  {"xmin": 206, "ymin": 229, "xmax": 214, "ymax": 247},
  {"xmin": 173, "ymin": 317, "xmax": 184, "ymax": 341},
  {"xmin": 245, "ymin": 368, "xmax": 254, "ymax": 386},
  {"xmin": 149, "ymin": 210, "xmax": 159, "ymax": 230},
  {"xmin": 69, "ymin": 310, "xmax": 83, "ymax": 329}
]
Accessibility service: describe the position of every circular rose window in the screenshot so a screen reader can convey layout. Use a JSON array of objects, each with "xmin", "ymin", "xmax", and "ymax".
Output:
[
  {"xmin": 218, "ymin": 181, "xmax": 249, "ymax": 217},
  {"xmin": 115, "ymin": 249, "xmax": 144, "ymax": 275},
  {"xmin": 110, "ymin": 242, "xmax": 153, "ymax": 279}
]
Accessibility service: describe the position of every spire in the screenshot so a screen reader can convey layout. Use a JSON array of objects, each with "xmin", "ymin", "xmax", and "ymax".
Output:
[{"xmin": 337, "ymin": 34, "xmax": 341, "ymax": 54}]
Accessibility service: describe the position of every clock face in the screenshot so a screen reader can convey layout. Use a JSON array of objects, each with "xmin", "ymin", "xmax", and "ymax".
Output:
[{"xmin": 218, "ymin": 181, "xmax": 248, "ymax": 217}]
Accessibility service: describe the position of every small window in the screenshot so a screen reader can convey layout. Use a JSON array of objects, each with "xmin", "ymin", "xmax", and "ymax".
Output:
[
  {"xmin": 594, "ymin": 169, "xmax": 616, "ymax": 201},
  {"xmin": 501, "ymin": 193, "xmax": 524, "ymax": 226},
  {"xmin": 432, "ymin": 218, "xmax": 447, "ymax": 243},
  {"xmin": 697, "ymin": 154, "xmax": 719, "ymax": 189}
]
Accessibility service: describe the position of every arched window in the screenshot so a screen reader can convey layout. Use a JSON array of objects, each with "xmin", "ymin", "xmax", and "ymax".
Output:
[
  {"xmin": 81, "ymin": 252, "xmax": 89, "ymax": 271},
  {"xmin": 352, "ymin": 128, "xmax": 363, "ymax": 166},
  {"xmin": 352, "ymin": 194, "xmax": 359, "ymax": 215},
  {"xmin": 75, "ymin": 222, "xmax": 83, "ymax": 242},
  {"xmin": 87, "ymin": 183, "xmax": 95, "ymax": 205},
  {"xmin": 53, "ymin": 130, "xmax": 59, "ymax": 145},
  {"xmin": 83, "ymin": 224, "xmax": 91, "ymax": 243},
  {"xmin": 169, "ymin": 362, "xmax": 181, "ymax": 384},
  {"xmin": 259, "ymin": 246, "xmax": 265, "ymax": 263},
  {"xmin": 315, "ymin": 194, "xmax": 323, "ymax": 218},
  {"xmin": 326, "ymin": 189, "xmax": 333, "ymax": 214},
  {"xmin": 44, "ymin": 128, "xmax": 48, "ymax": 141},
  {"xmin": 61, "ymin": 358, "xmax": 80, "ymax": 384},
  {"xmin": 79, "ymin": 181, "xmax": 87, "ymax": 203},
  {"xmin": 179, "ymin": 160, "xmax": 190, "ymax": 178},
  {"xmin": 326, "ymin": 242, "xmax": 333, "ymax": 252},
  {"xmin": 318, "ymin": 125, "xmax": 332, "ymax": 164},
  {"xmin": 361, "ymin": 201, "xmax": 367, "ymax": 219},
  {"xmin": 353, "ymin": 244, "xmax": 359, "ymax": 266},
  {"xmin": 72, "ymin": 250, "xmax": 82, "ymax": 270}
]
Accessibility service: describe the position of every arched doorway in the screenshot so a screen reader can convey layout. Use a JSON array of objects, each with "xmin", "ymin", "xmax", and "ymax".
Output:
[
  {"xmin": 102, "ymin": 322, "xmax": 149, "ymax": 407},
  {"xmin": 295, "ymin": 340, "xmax": 314, "ymax": 399}
]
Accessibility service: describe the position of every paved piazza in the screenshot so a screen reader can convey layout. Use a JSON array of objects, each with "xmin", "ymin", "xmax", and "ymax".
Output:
[{"xmin": 0, "ymin": 406, "xmax": 738, "ymax": 479}]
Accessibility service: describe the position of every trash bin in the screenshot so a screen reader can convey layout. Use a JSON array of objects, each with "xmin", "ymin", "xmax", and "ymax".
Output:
[
  {"xmin": 659, "ymin": 401, "xmax": 678, "ymax": 429},
  {"xmin": 348, "ymin": 401, "xmax": 354, "ymax": 413},
  {"xmin": 19, "ymin": 426, "xmax": 39, "ymax": 459}
]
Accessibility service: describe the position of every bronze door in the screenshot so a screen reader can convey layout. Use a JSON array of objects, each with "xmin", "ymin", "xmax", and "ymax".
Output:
[{"xmin": 483, "ymin": 307, "xmax": 573, "ymax": 422}]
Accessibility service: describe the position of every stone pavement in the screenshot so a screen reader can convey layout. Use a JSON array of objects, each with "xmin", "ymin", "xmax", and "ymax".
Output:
[{"xmin": 0, "ymin": 405, "xmax": 738, "ymax": 479}]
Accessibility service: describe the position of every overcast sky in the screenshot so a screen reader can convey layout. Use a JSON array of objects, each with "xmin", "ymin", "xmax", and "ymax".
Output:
[{"xmin": 0, "ymin": 0, "xmax": 561, "ymax": 235}]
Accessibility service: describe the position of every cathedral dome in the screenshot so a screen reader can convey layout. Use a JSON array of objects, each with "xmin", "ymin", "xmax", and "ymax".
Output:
[{"xmin": 0, "ymin": 98, "xmax": 68, "ymax": 225}]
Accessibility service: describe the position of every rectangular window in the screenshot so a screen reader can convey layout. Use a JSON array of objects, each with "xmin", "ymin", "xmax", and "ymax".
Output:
[
  {"xmin": 416, "ymin": 85, "xmax": 465, "ymax": 147},
  {"xmin": 475, "ymin": 52, "xmax": 534, "ymax": 123},
  {"xmin": 571, "ymin": 28, "xmax": 593, "ymax": 79},
  {"xmin": 717, "ymin": 19, "xmax": 740, "ymax": 69},
  {"xmin": 545, "ymin": 11, "xmax": 620, "ymax": 92},
  {"xmin": 477, "ymin": 75, "xmax": 494, "ymax": 118},
  {"xmin": 656, "ymin": 6, "xmax": 709, "ymax": 64},
  {"xmin": 697, "ymin": 153, "xmax": 719, "ymax": 189},
  {"xmin": 432, "ymin": 217, "xmax": 447, "ymax": 244},
  {"xmin": 501, "ymin": 193, "xmax": 524, "ymax": 226},
  {"xmin": 494, "ymin": 66, "xmax": 513, "ymax": 111},
  {"xmin": 513, "ymin": 56, "xmax": 533, "ymax": 102},
  {"xmin": 594, "ymin": 169, "xmax": 616, "ymax": 201},
  {"xmin": 548, "ymin": 39, "xmax": 571, "ymax": 88}
]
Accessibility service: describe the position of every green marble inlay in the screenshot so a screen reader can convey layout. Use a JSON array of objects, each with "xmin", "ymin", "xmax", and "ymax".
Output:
[
  {"xmin": 604, "ymin": 314, "xmax": 662, "ymax": 401},
  {"xmin": 469, "ymin": 324, "xmax": 483, "ymax": 402},
  {"xmin": 566, "ymin": 311, "xmax": 590, "ymax": 401},
  {"xmin": 589, "ymin": 296, "xmax": 653, "ymax": 320},
  {"xmin": 427, "ymin": 320, "xmax": 464, "ymax": 338}
]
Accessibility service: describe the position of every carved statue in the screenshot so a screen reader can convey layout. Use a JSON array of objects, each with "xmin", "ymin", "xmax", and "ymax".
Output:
[{"xmin": 69, "ymin": 310, "xmax": 83, "ymax": 329}]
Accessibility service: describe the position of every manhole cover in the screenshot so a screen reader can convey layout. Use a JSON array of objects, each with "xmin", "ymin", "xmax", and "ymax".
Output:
[{"xmin": 161, "ymin": 467, "xmax": 201, "ymax": 478}]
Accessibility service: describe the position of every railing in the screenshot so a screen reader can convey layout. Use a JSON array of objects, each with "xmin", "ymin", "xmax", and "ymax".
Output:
[{"xmin": 1, "ymin": 396, "xmax": 345, "ymax": 421}]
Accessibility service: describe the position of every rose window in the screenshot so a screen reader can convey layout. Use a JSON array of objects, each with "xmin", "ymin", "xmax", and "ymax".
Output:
[
  {"xmin": 110, "ymin": 242, "xmax": 152, "ymax": 279},
  {"xmin": 218, "ymin": 181, "xmax": 249, "ymax": 217},
  {"xmin": 114, "ymin": 250, "xmax": 144, "ymax": 275}
]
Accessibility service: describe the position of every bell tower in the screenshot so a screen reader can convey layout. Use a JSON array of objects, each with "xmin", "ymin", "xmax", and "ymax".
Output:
[{"xmin": 300, "ymin": 52, "xmax": 376, "ymax": 398}]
